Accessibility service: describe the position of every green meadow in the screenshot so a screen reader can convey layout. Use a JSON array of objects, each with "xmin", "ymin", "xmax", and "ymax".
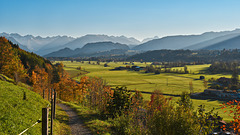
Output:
[
  {"xmin": 0, "ymin": 79, "xmax": 48, "ymax": 134},
  {"xmin": 58, "ymin": 61, "xmax": 233, "ymax": 122},
  {"xmin": 0, "ymin": 75, "xmax": 70, "ymax": 134}
]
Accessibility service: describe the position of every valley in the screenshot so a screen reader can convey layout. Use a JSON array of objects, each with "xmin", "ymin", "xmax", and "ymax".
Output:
[
  {"xmin": 59, "ymin": 61, "xmax": 234, "ymax": 122},
  {"xmin": 2, "ymin": 0, "xmax": 240, "ymax": 134}
]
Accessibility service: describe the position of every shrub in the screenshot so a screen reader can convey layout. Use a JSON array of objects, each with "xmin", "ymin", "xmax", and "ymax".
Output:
[
  {"xmin": 107, "ymin": 87, "xmax": 131, "ymax": 117},
  {"xmin": 146, "ymin": 90, "xmax": 198, "ymax": 135}
]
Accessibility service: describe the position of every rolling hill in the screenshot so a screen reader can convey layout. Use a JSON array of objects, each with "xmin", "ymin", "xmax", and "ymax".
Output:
[
  {"xmin": 184, "ymin": 33, "xmax": 240, "ymax": 50},
  {"xmin": 44, "ymin": 41, "xmax": 130, "ymax": 57},
  {"xmin": 202, "ymin": 35, "xmax": 240, "ymax": 50}
]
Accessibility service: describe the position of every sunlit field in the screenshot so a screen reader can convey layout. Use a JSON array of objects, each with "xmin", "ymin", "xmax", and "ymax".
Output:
[{"xmin": 55, "ymin": 61, "xmax": 233, "ymax": 122}]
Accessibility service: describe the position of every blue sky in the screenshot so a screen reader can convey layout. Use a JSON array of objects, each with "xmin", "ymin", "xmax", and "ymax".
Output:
[{"xmin": 0, "ymin": 0, "xmax": 240, "ymax": 40}]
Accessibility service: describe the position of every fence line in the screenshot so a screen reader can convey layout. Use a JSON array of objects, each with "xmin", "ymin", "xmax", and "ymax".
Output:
[
  {"xmin": 18, "ymin": 118, "xmax": 41, "ymax": 135},
  {"xmin": 18, "ymin": 95, "xmax": 55, "ymax": 135}
]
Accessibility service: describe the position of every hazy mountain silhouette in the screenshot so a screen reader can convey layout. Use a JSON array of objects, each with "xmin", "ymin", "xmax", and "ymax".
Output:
[
  {"xmin": 133, "ymin": 29, "xmax": 240, "ymax": 51},
  {"xmin": 1, "ymin": 32, "xmax": 140, "ymax": 56},
  {"xmin": 61, "ymin": 34, "xmax": 140, "ymax": 50},
  {"xmin": 36, "ymin": 36, "xmax": 75, "ymax": 55},
  {"xmin": 141, "ymin": 36, "xmax": 159, "ymax": 43},
  {"xmin": 184, "ymin": 33, "xmax": 240, "ymax": 50},
  {"xmin": 44, "ymin": 41, "xmax": 130, "ymax": 57},
  {"xmin": 0, "ymin": 32, "xmax": 73, "ymax": 52},
  {"xmin": 2, "ymin": 36, "xmax": 31, "ymax": 52},
  {"xmin": 202, "ymin": 35, "xmax": 240, "ymax": 50},
  {"xmin": 3, "ymin": 28, "xmax": 240, "ymax": 56}
]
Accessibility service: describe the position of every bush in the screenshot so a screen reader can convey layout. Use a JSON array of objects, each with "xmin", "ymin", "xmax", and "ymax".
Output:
[
  {"xmin": 107, "ymin": 87, "xmax": 131, "ymax": 117},
  {"xmin": 146, "ymin": 90, "xmax": 198, "ymax": 135}
]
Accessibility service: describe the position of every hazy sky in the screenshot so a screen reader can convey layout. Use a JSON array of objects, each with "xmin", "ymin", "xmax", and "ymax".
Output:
[{"xmin": 1, "ymin": 0, "xmax": 240, "ymax": 41}]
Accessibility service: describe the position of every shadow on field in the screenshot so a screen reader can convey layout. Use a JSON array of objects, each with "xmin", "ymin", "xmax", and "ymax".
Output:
[
  {"xmin": 56, "ymin": 107, "xmax": 69, "ymax": 124},
  {"xmin": 124, "ymin": 89, "xmax": 181, "ymax": 97},
  {"xmin": 190, "ymin": 94, "xmax": 232, "ymax": 102}
]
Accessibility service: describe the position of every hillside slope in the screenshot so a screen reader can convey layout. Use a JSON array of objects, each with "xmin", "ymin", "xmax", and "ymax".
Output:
[
  {"xmin": 184, "ymin": 33, "xmax": 240, "ymax": 50},
  {"xmin": 202, "ymin": 35, "xmax": 240, "ymax": 50},
  {"xmin": 133, "ymin": 29, "xmax": 240, "ymax": 51},
  {"xmin": 0, "ymin": 79, "xmax": 48, "ymax": 134}
]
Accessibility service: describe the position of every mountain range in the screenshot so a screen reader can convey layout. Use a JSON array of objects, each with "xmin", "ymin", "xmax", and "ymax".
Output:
[
  {"xmin": 0, "ymin": 32, "xmax": 142, "ymax": 56},
  {"xmin": 133, "ymin": 29, "xmax": 240, "ymax": 51},
  {"xmin": 2, "ymin": 28, "xmax": 240, "ymax": 58},
  {"xmin": 44, "ymin": 42, "xmax": 132, "ymax": 57}
]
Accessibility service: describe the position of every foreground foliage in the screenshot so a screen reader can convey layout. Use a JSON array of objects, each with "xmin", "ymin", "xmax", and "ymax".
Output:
[{"xmin": 62, "ymin": 81, "xmax": 223, "ymax": 135}]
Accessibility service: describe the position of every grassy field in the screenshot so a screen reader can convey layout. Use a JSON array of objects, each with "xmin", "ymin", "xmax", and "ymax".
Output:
[
  {"xmin": 0, "ymin": 76, "xmax": 70, "ymax": 134},
  {"xmin": 56, "ymin": 61, "xmax": 234, "ymax": 122},
  {"xmin": 0, "ymin": 80, "xmax": 48, "ymax": 134}
]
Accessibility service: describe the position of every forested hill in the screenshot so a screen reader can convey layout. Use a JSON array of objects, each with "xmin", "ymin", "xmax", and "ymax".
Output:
[
  {"xmin": 0, "ymin": 36, "xmax": 85, "ymax": 102},
  {"xmin": 0, "ymin": 37, "xmax": 59, "ymax": 84},
  {"xmin": 127, "ymin": 49, "xmax": 240, "ymax": 63},
  {"xmin": 0, "ymin": 37, "xmax": 68, "ymax": 134}
]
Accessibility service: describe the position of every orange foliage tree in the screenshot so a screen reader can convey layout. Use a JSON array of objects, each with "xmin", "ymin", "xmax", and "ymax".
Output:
[
  {"xmin": 31, "ymin": 65, "xmax": 48, "ymax": 99},
  {"xmin": 52, "ymin": 62, "xmax": 75, "ymax": 101},
  {"xmin": 221, "ymin": 100, "xmax": 240, "ymax": 133},
  {"xmin": 0, "ymin": 37, "xmax": 27, "ymax": 81}
]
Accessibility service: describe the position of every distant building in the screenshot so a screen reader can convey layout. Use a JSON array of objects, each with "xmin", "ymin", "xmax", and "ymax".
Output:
[
  {"xmin": 199, "ymin": 76, "xmax": 205, "ymax": 80},
  {"xmin": 131, "ymin": 66, "xmax": 140, "ymax": 71}
]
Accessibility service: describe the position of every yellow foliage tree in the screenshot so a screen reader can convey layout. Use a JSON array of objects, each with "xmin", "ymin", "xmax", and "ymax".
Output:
[
  {"xmin": 0, "ymin": 37, "xmax": 27, "ymax": 81},
  {"xmin": 31, "ymin": 65, "xmax": 48, "ymax": 99}
]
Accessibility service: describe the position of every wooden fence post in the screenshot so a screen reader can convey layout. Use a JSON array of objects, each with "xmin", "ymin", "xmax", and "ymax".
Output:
[
  {"xmin": 50, "ymin": 93, "xmax": 54, "ymax": 135},
  {"xmin": 48, "ymin": 89, "xmax": 50, "ymax": 101},
  {"xmin": 53, "ymin": 90, "xmax": 56, "ymax": 119},
  {"xmin": 43, "ymin": 89, "xmax": 45, "ymax": 99},
  {"xmin": 42, "ymin": 108, "xmax": 49, "ymax": 135}
]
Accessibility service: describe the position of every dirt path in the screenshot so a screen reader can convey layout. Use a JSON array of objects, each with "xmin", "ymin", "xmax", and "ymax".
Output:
[{"xmin": 58, "ymin": 103, "xmax": 92, "ymax": 135}]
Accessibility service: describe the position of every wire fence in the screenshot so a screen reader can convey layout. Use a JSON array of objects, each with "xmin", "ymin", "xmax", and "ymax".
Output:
[
  {"xmin": 18, "ymin": 89, "xmax": 56, "ymax": 135},
  {"xmin": 18, "ymin": 119, "xmax": 42, "ymax": 135}
]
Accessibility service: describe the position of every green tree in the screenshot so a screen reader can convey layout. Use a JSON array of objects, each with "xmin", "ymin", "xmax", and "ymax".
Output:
[
  {"xmin": 231, "ymin": 68, "xmax": 239, "ymax": 85},
  {"xmin": 176, "ymin": 92, "xmax": 193, "ymax": 111},
  {"xmin": 184, "ymin": 65, "xmax": 188, "ymax": 74},
  {"xmin": 189, "ymin": 81, "xmax": 194, "ymax": 94},
  {"xmin": 107, "ymin": 87, "xmax": 131, "ymax": 117}
]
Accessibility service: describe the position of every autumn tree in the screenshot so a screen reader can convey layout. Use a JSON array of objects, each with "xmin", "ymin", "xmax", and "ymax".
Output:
[
  {"xmin": 0, "ymin": 37, "xmax": 27, "ymax": 82},
  {"xmin": 221, "ymin": 100, "xmax": 240, "ymax": 133},
  {"xmin": 31, "ymin": 65, "xmax": 48, "ymax": 99}
]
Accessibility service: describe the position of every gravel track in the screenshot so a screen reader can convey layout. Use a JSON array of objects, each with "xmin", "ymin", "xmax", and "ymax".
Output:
[{"xmin": 58, "ymin": 103, "xmax": 92, "ymax": 135}]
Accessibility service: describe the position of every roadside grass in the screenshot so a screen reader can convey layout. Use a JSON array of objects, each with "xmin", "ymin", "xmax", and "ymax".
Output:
[
  {"xmin": 0, "ymin": 80, "xmax": 48, "ymax": 134},
  {"xmin": 61, "ymin": 101, "xmax": 112, "ymax": 135},
  {"xmin": 59, "ymin": 61, "xmax": 234, "ymax": 122},
  {"xmin": 54, "ymin": 105, "xmax": 71, "ymax": 135},
  {"xmin": 0, "ymin": 78, "xmax": 71, "ymax": 134}
]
